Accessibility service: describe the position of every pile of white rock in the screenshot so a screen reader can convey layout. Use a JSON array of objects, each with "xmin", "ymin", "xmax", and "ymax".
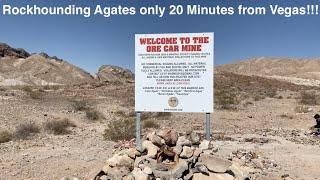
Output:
[{"xmin": 94, "ymin": 130, "xmax": 252, "ymax": 180}]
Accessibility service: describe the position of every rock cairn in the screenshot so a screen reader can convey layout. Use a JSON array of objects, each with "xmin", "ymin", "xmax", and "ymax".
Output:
[{"xmin": 94, "ymin": 130, "xmax": 253, "ymax": 180}]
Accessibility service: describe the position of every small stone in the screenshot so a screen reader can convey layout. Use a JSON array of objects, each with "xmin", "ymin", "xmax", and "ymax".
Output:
[
  {"xmin": 176, "ymin": 136, "xmax": 192, "ymax": 146},
  {"xmin": 193, "ymin": 172, "xmax": 234, "ymax": 180},
  {"xmin": 180, "ymin": 146, "xmax": 194, "ymax": 158},
  {"xmin": 132, "ymin": 167, "xmax": 150, "ymax": 180},
  {"xmin": 149, "ymin": 134, "xmax": 165, "ymax": 147},
  {"xmin": 173, "ymin": 145, "xmax": 183, "ymax": 155},
  {"xmin": 126, "ymin": 148, "xmax": 141, "ymax": 159},
  {"xmin": 199, "ymin": 140, "xmax": 210, "ymax": 151},
  {"xmin": 153, "ymin": 159, "xmax": 188, "ymax": 179},
  {"xmin": 190, "ymin": 132, "xmax": 200, "ymax": 145},
  {"xmin": 229, "ymin": 163, "xmax": 249, "ymax": 180},
  {"xmin": 195, "ymin": 163, "xmax": 210, "ymax": 175},
  {"xmin": 142, "ymin": 140, "xmax": 159, "ymax": 159},
  {"xmin": 123, "ymin": 174, "xmax": 134, "ymax": 180},
  {"xmin": 199, "ymin": 154, "xmax": 232, "ymax": 173},
  {"xmin": 157, "ymin": 129, "xmax": 178, "ymax": 146},
  {"xmin": 143, "ymin": 166, "xmax": 153, "ymax": 175},
  {"xmin": 193, "ymin": 148, "xmax": 202, "ymax": 157}
]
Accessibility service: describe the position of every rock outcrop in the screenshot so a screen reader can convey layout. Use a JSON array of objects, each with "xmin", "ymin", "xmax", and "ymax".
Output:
[
  {"xmin": 0, "ymin": 43, "xmax": 30, "ymax": 58},
  {"xmin": 97, "ymin": 65, "xmax": 134, "ymax": 83}
]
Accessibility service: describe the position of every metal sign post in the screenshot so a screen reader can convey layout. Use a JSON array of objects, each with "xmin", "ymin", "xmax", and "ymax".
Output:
[
  {"xmin": 136, "ymin": 112, "xmax": 142, "ymax": 150},
  {"xmin": 205, "ymin": 113, "xmax": 211, "ymax": 140}
]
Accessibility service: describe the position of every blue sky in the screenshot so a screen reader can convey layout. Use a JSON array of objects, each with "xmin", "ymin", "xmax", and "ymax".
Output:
[{"xmin": 0, "ymin": 0, "xmax": 319, "ymax": 74}]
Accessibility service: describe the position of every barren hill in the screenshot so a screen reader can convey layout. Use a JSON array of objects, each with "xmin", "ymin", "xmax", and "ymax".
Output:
[
  {"xmin": 0, "ymin": 43, "xmax": 134, "ymax": 86},
  {"xmin": 217, "ymin": 57, "xmax": 320, "ymax": 86}
]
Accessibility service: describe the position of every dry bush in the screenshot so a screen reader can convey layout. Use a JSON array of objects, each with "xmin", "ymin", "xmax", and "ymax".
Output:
[
  {"xmin": 300, "ymin": 91, "xmax": 317, "ymax": 105},
  {"xmin": 265, "ymin": 89, "xmax": 277, "ymax": 98},
  {"xmin": 215, "ymin": 90, "xmax": 240, "ymax": 110},
  {"xmin": 43, "ymin": 85, "xmax": 60, "ymax": 91},
  {"xmin": 294, "ymin": 106, "xmax": 310, "ymax": 113},
  {"xmin": 103, "ymin": 117, "xmax": 135, "ymax": 141},
  {"xmin": 0, "ymin": 87, "xmax": 6, "ymax": 92},
  {"xmin": 14, "ymin": 122, "xmax": 40, "ymax": 139},
  {"xmin": 141, "ymin": 112, "xmax": 172, "ymax": 120},
  {"xmin": 22, "ymin": 86, "xmax": 43, "ymax": 99},
  {"xmin": 280, "ymin": 114, "xmax": 293, "ymax": 119},
  {"xmin": 0, "ymin": 130, "xmax": 12, "ymax": 143},
  {"xmin": 143, "ymin": 119, "xmax": 160, "ymax": 129},
  {"xmin": 71, "ymin": 100, "xmax": 89, "ymax": 111},
  {"xmin": 44, "ymin": 118, "xmax": 76, "ymax": 135},
  {"xmin": 86, "ymin": 109, "xmax": 104, "ymax": 121},
  {"xmin": 105, "ymin": 86, "xmax": 134, "ymax": 107}
]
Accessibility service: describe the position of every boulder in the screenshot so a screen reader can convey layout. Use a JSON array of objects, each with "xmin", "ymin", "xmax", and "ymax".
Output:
[
  {"xmin": 190, "ymin": 132, "xmax": 200, "ymax": 145},
  {"xmin": 153, "ymin": 160, "xmax": 188, "ymax": 179},
  {"xmin": 176, "ymin": 136, "xmax": 192, "ymax": 146},
  {"xmin": 157, "ymin": 129, "xmax": 178, "ymax": 146},
  {"xmin": 193, "ymin": 172, "xmax": 234, "ymax": 180},
  {"xmin": 199, "ymin": 154, "xmax": 232, "ymax": 173},
  {"xmin": 142, "ymin": 140, "xmax": 159, "ymax": 159},
  {"xmin": 132, "ymin": 168, "xmax": 150, "ymax": 180},
  {"xmin": 199, "ymin": 140, "xmax": 210, "ymax": 151},
  {"xmin": 173, "ymin": 145, "xmax": 183, "ymax": 155},
  {"xmin": 148, "ymin": 133, "xmax": 165, "ymax": 147},
  {"xmin": 106, "ymin": 154, "xmax": 134, "ymax": 169},
  {"xmin": 180, "ymin": 146, "xmax": 194, "ymax": 159},
  {"xmin": 228, "ymin": 163, "xmax": 249, "ymax": 180}
]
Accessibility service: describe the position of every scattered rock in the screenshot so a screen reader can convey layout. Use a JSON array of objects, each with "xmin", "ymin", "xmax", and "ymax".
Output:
[
  {"xmin": 190, "ymin": 132, "xmax": 200, "ymax": 145},
  {"xmin": 176, "ymin": 136, "xmax": 192, "ymax": 146},
  {"xmin": 157, "ymin": 129, "xmax": 178, "ymax": 146},
  {"xmin": 199, "ymin": 154, "xmax": 232, "ymax": 173},
  {"xmin": 180, "ymin": 146, "xmax": 194, "ymax": 158},
  {"xmin": 142, "ymin": 140, "xmax": 159, "ymax": 159},
  {"xmin": 199, "ymin": 140, "xmax": 210, "ymax": 151}
]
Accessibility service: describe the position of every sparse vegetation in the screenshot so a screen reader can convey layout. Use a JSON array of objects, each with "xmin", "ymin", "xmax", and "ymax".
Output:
[
  {"xmin": 0, "ymin": 130, "xmax": 12, "ymax": 143},
  {"xmin": 86, "ymin": 109, "xmax": 104, "ymax": 121},
  {"xmin": 143, "ymin": 119, "xmax": 160, "ymax": 129},
  {"xmin": 103, "ymin": 117, "xmax": 135, "ymax": 141},
  {"xmin": 294, "ymin": 106, "xmax": 310, "ymax": 113},
  {"xmin": 44, "ymin": 118, "xmax": 76, "ymax": 135},
  {"xmin": 215, "ymin": 90, "xmax": 240, "ymax": 110},
  {"xmin": 299, "ymin": 91, "xmax": 317, "ymax": 105},
  {"xmin": 14, "ymin": 122, "xmax": 40, "ymax": 139},
  {"xmin": 280, "ymin": 114, "xmax": 294, "ymax": 119},
  {"xmin": 22, "ymin": 86, "xmax": 43, "ymax": 99},
  {"xmin": 71, "ymin": 100, "xmax": 89, "ymax": 111}
]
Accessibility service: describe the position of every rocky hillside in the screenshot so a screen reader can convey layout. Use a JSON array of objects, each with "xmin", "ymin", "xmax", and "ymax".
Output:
[
  {"xmin": 217, "ymin": 57, "xmax": 320, "ymax": 81},
  {"xmin": 0, "ymin": 43, "xmax": 134, "ymax": 86},
  {"xmin": 97, "ymin": 65, "xmax": 134, "ymax": 83}
]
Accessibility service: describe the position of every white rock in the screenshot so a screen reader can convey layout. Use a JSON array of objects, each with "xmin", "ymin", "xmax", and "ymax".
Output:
[
  {"xmin": 173, "ymin": 145, "xmax": 183, "ymax": 155},
  {"xmin": 199, "ymin": 154, "xmax": 232, "ymax": 173},
  {"xmin": 180, "ymin": 146, "xmax": 194, "ymax": 158},
  {"xmin": 143, "ymin": 166, "xmax": 153, "ymax": 175},
  {"xmin": 176, "ymin": 136, "xmax": 192, "ymax": 146},
  {"xmin": 142, "ymin": 140, "xmax": 159, "ymax": 159},
  {"xmin": 132, "ymin": 167, "xmax": 150, "ymax": 180},
  {"xmin": 199, "ymin": 140, "xmax": 210, "ymax": 151}
]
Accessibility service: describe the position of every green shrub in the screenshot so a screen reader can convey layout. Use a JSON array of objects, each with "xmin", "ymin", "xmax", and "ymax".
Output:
[
  {"xmin": 103, "ymin": 118, "xmax": 135, "ymax": 141},
  {"xmin": 44, "ymin": 118, "xmax": 76, "ymax": 135},
  {"xmin": 14, "ymin": 122, "xmax": 40, "ymax": 139},
  {"xmin": 0, "ymin": 130, "xmax": 12, "ymax": 143}
]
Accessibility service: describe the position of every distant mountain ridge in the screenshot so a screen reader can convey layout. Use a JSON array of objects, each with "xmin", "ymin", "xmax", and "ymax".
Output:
[
  {"xmin": 217, "ymin": 57, "xmax": 320, "ymax": 80},
  {"xmin": 0, "ymin": 43, "xmax": 133, "ymax": 86}
]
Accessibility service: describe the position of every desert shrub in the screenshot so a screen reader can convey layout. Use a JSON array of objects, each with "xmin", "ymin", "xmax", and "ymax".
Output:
[
  {"xmin": 294, "ymin": 106, "xmax": 310, "ymax": 113},
  {"xmin": 71, "ymin": 100, "xmax": 89, "ymax": 111},
  {"xmin": 0, "ymin": 130, "xmax": 12, "ymax": 143},
  {"xmin": 0, "ymin": 87, "xmax": 6, "ymax": 92},
  {"xmin": 254, "ymin": 94, "xmax": 266, "ymax": 101},
  {"xmin": 300, "ymin": 91, "xmax": 317, "ymax": 105},
  {"xmin": 22, "ymin": 86, "xmax": 43, "ymax": 99},
  {"xmin": 103, "ymin": 117, "xmax": 135, "ymax": 141},
  {"xmin": 143, "ymin": 119, "xmax": 160, "ymax": 129},
  {"xmin": 86, "ymin": 109, "xmax": 104, "ymax": 121},
  {"xmin": 141, "ymin": 112, "xmax": 172, "ymax": 120},
  {"xmin": 280, "ymin": 114, "xmax": 293, "ymax": 119},
  {"xmin": 14, "ymin": 122, "xmax": 40, "ymax": 139},
  {"xmin": 44, "ymin": 118, "xmax": 76, "ymax": 135},
  {"xmin": 43, "ymin": 85, "xmax": 60, "ymax": 91},
  {"xmin": 265, "ymin": 89, "xmax": 277, "ymax": 98},
  {"xmin": 215, "ymin": 90, "xmax": 240, "ymax": 110},
  {"xmin": 28, "ymin": 90, "xmax": 43, "ymax": 99}
]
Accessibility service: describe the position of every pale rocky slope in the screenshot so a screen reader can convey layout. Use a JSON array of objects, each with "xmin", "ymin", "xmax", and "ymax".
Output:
[{"xmin": 217, "ymin": 57, "xmax": 320, "ymax": 86}]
